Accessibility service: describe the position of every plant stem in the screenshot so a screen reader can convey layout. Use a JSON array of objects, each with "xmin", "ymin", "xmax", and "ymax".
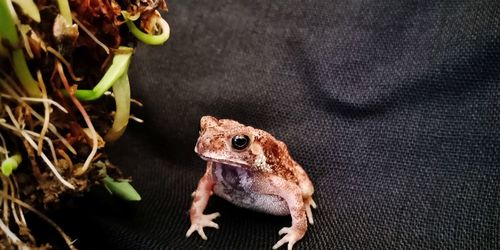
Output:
[
  {"xmin": 124, "ymin": 12, "xmax": 170, "ymax": 45},
  {"xmin": 0, "ymin": 0, "xmax": 19, "ymax": 45},
  {"xmin": 12, "ymin": 49, "xmax": 42, "ymax": 97},
  {"xmin": 71, "ymin": 47, "xmax": 133, "ymax": 101},
  {"xmin": 0, "ymin": 0, "xmax": 42, "ymax": 97},
  {"xmin": 12, "ymin": 0, "xmax": 40, "ymax": 22},
  {"xmin": 56, "ymin": 0, "xmax": 72, "ymax": 25},
  {"xmin": 104, "ymin": 73, "xmax": 130, "ymax": 142}
]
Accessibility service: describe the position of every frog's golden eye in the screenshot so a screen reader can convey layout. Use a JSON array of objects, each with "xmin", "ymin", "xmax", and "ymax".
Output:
[{"xmin": 231, "ymin": 135, "xmax": 250, "ymax": 150}]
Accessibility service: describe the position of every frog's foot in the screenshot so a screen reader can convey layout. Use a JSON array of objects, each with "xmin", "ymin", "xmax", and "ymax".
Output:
[
  {"xmin": 186, "ymin": 212, "xmax": 221, "ymax": 240},
  {"xmin": 272, "ymin": 226, "xmax": 304, "ymax": 250},
  {"xmin": 304, "ymin": 196, "xmax": 317, "ymax": 225}
]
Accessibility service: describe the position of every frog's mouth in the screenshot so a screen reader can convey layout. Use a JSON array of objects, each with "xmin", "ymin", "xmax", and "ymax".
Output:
[{"xmin": 199, "ymin": 155, "xmax": 247, "ymax": 169}]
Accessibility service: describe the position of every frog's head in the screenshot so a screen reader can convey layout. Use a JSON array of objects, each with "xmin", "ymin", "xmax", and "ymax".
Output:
[{"xmin": 195, "ymin": 116, "xmax": 281, "ymax": 172}]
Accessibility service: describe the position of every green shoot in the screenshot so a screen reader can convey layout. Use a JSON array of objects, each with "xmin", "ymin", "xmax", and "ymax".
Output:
[
  {"xmin": 70, "ymin": 47, "xmax": 133, "ymax": 101},
  {"xmin": 12, "ymin": 0, "xmax": 40, "ymax": 23},
  {"xmin": 1, "ymin": 153, "xmax": 22, "ymax": 176},
  {"xmin": 0, "ymin": 0, "xmax": 19, "ymax": 45},
  {"xmin": 102, "ymin": 176, "xmax": 141, "ymax": 201},
  {"xmin": 124, "ymin": 11, "xmax": 170, "ymax": 45},
  {"xmin": 104, "ymin": 73, "xmax": 130, "ymax": 142},
  {"xmin": 0, "ymin": 0, "xmax": 42, "ymax": 97},
  {"xmin": 56, "ymin": 0, "xmax": 72, "ymax": 25},
  {"xmin": 12, "ymin": 50, "xmax": 42, "ymax": 97}
]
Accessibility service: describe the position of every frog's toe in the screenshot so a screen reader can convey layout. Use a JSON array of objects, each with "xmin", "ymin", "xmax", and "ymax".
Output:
[
  {"xmin": 186, "ymin": 224, "xmax": 208, "ymax": 240},
  {"xmin": 310, "ymin": 198, "xmax": 317, "ymax": 209},
  {"xmin": 304, "ymin": 197, "xmax": 317, "ymax": 225},
  {"xmin": 272, "ymin": 227, "xmax": 301, "ymax": 250},
  {"xmin": 278, "ymin": 226, "xmax": 291, "ymax": 235},
  {"xmin": 186, "ymin": 212, "xmax": 221, "ymax": 240}
]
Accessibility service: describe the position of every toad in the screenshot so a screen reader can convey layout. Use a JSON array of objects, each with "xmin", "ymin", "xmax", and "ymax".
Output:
[{"xmin": 186, "ymin": 116, "xmax": 316, "ymax": 250}]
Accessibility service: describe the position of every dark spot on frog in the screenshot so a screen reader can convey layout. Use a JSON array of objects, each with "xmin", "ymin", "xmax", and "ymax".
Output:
[
  {"xmin": 263, "ymin": 139, "xmax": 281, "ymax": 165},
  {"xmin": 220, "ymin": 165, "xmax": 246, "ymax": 192},
  {"xmin": 215, "ymin": 164, "xmax": 257, "ymax": 205}
]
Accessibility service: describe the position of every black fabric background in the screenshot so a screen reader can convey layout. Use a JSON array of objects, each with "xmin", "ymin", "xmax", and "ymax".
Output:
[{"xmin": 47, "ymin": 0, "xmax": 500, "ymax": 249}]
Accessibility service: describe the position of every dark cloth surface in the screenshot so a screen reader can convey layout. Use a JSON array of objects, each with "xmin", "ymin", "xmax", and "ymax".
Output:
[{"xmin": 53, "ymin": 0, "xmax": 499, "ymax": 249}]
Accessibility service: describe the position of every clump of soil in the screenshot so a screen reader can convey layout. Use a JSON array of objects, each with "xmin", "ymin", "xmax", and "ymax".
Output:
[{"xmin": 0, "ymin": 0, "xmax": 169, "ymax": 248}]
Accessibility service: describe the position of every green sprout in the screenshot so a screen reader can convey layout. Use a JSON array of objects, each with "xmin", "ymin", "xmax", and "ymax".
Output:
[
  {"xmin": 56, "ymin": 0, "xmax": 72, "ymax": 24},
  {"xmin": 12, "ymin": 49, "xmax": 42, "ymax": 97},
  {"xmin": 69, "ymin": 47, "xmax": 133, "ymax": 101},
  {"xmin": 65, "ymin": 47, "xmax": 133, "ymax": 143},
  {"xmin": 12, "ymin": 0, "xmax": 40, "ymax": 23},
  {"xmin": 102, "ymin": 175, "xmax": 141, "ymax": 201},
  {"xmin": 104, "ymin": 73, "xmax": 131, "ymax": 142},
  {"xmin": 0, "ymin": 0, "xmax": 42, "ymax": 97},
  {"xmin": 123, "ymin": 11, "xmax": 170, "ymax": 45},
  {"xmin": 1, "ymin": 153, "xmax": 22, "ymax": 176},
  {"xmin": 0, "ymin": 0, "xmax": 19, "ymax": 45}
]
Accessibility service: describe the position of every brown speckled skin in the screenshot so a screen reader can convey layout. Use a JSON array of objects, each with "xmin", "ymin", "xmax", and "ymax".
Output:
[{"xmin": 186, "ymin": 116, "xmax": 317, "ymax": 250}]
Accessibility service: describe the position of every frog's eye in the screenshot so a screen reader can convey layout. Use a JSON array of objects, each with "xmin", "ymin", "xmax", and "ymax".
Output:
[{"xmin": 231, "ymin": 135, "xmax": 250, "ymax": 150}]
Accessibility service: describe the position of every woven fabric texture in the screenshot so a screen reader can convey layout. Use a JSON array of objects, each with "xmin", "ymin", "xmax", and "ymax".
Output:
[{"xmin": 51, "ymin": 0, "xmax": 499, "ymax": 249}]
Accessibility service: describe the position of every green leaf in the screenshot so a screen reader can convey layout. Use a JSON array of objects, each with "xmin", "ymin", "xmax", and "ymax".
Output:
[
  {"xmin": 1, "ymin": 154, "xmax": 22, "ymax": 176},
  {"xmin": 102, "ymin": 176, "xmax": 141, "ymax": 201}
]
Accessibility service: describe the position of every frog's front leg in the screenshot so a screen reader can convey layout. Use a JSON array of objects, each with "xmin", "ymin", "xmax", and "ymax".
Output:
[
  {"xmin": 291, "ymin": 162, "xmax": 317, "ymax": 225},
  {"xmin": 186, "ymin": 162, "xmax": 220, "ymax": 240},
  {"xmin": 297, "ymin": 174, "xmax": 317, "ymax": 225},
  {"xmin": 253, "ymin": 175, "xmax": 308, "ymax": 250}
]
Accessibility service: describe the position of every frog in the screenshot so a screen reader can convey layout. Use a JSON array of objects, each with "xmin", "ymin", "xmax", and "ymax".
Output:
[{"xmin": 186, "ymin": 116, "xmax": 317, "ymax": 250}]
